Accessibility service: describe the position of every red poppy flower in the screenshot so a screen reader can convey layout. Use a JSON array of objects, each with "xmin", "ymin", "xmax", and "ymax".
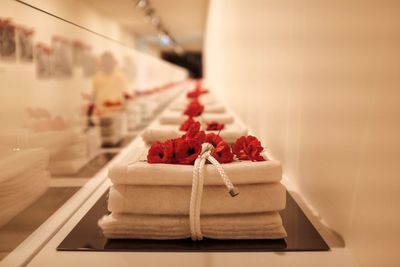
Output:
[
  {"xmin": 183, "ymin": 100, "xmax": 204, "ymax": 117},
  {"xmin": 175, "ymin": 139, "xmax": 202, "ymax": 165},
  {"xmin": 232, "ymin": 136, "xmax": 265, "ymax": 161},
  {"xmin": 206, "ymin": 121, "xmax": 225, "ymax": 131},
  {"xmin": 104, "ymin": 100, "xmax": 122, "ymax": 107},
  {"xmin": 212, "ymin": 141, "xmax": 234, "ymax": 163},
  {"xmin": 124, "ymin": 93, "xmax": 134, "ymax": 100},
  {"xmin": 186, "ymin": 86, "xmax": 209, "ymax": 98},
  {"xmin": 179, "ymin": 117, "xmax": 197, "ymax": 131},
  {"xmin": 182, "ymin": 122, "xmax": 206, "ymax": 143},
  {"xmin": 186, "ymin": 90, "xmax": 201, "ymax": 98},
  {"xmin": 205, "ymin": 133, "xmax": 223, "ymax": 147},
  {"xmin": 147, "ymin": 140, "xmax": 174, "ymax": 163}
]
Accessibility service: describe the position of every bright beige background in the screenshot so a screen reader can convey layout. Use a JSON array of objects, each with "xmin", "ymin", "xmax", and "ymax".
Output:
[{"xmin": 205, "ymin": 1, "xmax": 400, "ymax": 266}]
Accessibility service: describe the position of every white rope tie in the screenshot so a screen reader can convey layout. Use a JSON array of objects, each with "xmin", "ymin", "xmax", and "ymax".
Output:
[{"xmin": 189, "ymin": 143, "xmax": 239, "ymax": 241}]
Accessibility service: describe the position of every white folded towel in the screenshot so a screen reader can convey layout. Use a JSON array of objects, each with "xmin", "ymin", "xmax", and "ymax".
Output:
[
  {"xmin": 108, "ymin": 183, "xmax": 286, "ymax": 215},
  {"xmin": 170, "ymin": 103, "xmax": 226, "ymax": 114},
  {"xmin": 159, "ymin": 113, "xmax": 235, "ymax": 125},
  {"xmin": 141, "ymin": 122, "xmax": 247, "ymax": 144},
  {"xmin": 109, "ymin": 152, "xmax": 282, "ymax": 186},
  {"xmin": 0, "ymin": 148, "xmax": 49, "ymax": 183},
  {"xmin": 52, "ymin": 143, "xmax": 88, "ymax": 161},
  {"xmin": 49, "ymin": 157, "xmax": 89, "ymax": 175},
  {"xmin": 0, "ymin": 170, "xmax": 50, "ymax": 228},
  {"xmin": 99, "ymin": 212, "xmax": 287, "ymax": 240},
  {"xmin": 175, "ymin": 94, "xmax": 217, "ymax": 106}
]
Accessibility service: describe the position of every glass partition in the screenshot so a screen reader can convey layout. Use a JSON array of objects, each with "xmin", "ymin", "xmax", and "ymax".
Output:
[{"xmin": 0, "ymin": 0, "xmax": 188, "ymax": 260}]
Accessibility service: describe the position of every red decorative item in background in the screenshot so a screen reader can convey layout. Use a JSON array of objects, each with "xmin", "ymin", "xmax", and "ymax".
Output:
[
  {"xmin": 183, "ymin": 100, "xmax": 204, "ymax": 117},
  {"xmin": 232, "ymin": 135, "xmax": 265, "ymax": 162},
  {"xmin": 104, "ymin": 100, "xmax": 122, "ymax": 107},
  {"xmin": 124, "ymin": 92, "xmax": 134, "ymax": 100},
  {"xmin": 206, "ymin": 121, "xmax": 225, "ymax": 131},
  {"xmin": 186, "ymin": 81, "xmax": 209, "ymax": 98},
  {"xmin": 179, "ymin": 117, "xmax": 196, "ymax": 131},
  {"xmin": 182, "ymin": 122, "xmax": 206, "ymax": 144}
]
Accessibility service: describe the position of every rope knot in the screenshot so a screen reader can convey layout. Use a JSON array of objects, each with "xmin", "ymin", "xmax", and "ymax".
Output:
[{"xmin": 189, "ymin": 141, "xmax": 239, "ymax": 241}]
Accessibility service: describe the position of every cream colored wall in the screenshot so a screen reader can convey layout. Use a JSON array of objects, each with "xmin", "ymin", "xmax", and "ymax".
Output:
[{"xmin": 205, "ymin": 1, "xmax": 400, "ymax": 266}]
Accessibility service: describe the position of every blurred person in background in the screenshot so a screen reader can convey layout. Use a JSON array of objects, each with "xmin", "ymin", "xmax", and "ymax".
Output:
[{"xmin": 92, "ymin": 51, "xmax": 128, "ymax": 114}]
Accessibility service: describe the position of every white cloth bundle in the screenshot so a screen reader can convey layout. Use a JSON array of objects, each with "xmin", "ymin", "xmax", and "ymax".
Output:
[
  {"xmin": 0, "ymin": 148, "xmax": 49, "ymax": 183},
  {"xmin": 49, "ymin": 157, "xmax": 89, "ymax": 175},
  {"xmin": 86, "ymin": 128, "xmax": 101, "ymax": 158},
  {"xmin": 170, "ymin": 103, "xmax": 226, "ymax": 114},
  {"xmin": 0, "ymin": 148, "xmax": 50, "ymax": 227},
  {"xmin": 51, "ymin": 142, "xmax": 88, "ymax": 161},
  {"xmin": 102, "ymin": 149, "xmax": 287, "ymax": 240},
  {"xmin": 99, "ymin": 212, "xmax": 286, "ymax": 240},
  {"xmin": 141, "ymin": 122, "xmax": 247, "ymax": 144},
  {"xmin": 159, "ymin": 113, "xmax": 235, "ymax": 125},
  {"xmin": 0, "ymin": 171, "xmax": 50, "ymax": 228},
  {"xmin": 108, "ymin": 183, "xmax": 286, "ymax": 215},
  {"xmin": 109, "ymin": 155, "xmax": 282, "ymax": 186},
  {"xmin": 175, "ymin": 94, "xmax": 217, "ymax": 106}
]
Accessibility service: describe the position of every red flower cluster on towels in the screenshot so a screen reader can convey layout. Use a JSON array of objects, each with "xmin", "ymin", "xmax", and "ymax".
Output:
[
  {"xmin": 187, "ymin": 89, "xmax": 209, "ymax": 98},
  {"xmin": 182, "ymin": 122, "xmax": 206, "ymax": 143},
  {"xmin": 179, "ymin": 117, "xmax": 196, "ymax": 131},
  {"xmin": 186, "ymin": 82, "xmax": 209, "ymax": 99},
  {"xmin": 206, "ymin": 121, "xmax": 225, "ymax": 131},
  {"xmin": 148, "ymin": 127, "xmax": 267, "ymax": 164},
  {"xmin": 211, "ymin": 141, "xmax": 234, "ymax": 163},
  {"xmin": 147, "ymin": 140, "xmax": 174, "ymax": 163},
  {"xmin": 148, "ymin": 123, "xmax": 204, "ymax": 165},
  {"xmin": 232, "ymin": 136, "xmax": 265, "ymax": 161},
  {"xmin": 183, "ymin": 100, "xmax": 204, "ymax": 117},
  {"xmin": 205, "ymin": 133, "xmax": 223, "ymax": 147}
]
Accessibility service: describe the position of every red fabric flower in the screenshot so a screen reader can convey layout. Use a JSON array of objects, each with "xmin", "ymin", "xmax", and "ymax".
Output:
[
  {"xmin": 212, "ymin": 141, "xmax": 234, "ymax": 163},
  {"xmin": 206, "ymin": 121, "xmax": 225, "ymax": 131},
  {"xmin": 174, "ymin": 139, "xmax": 202, "ymax": 165},
  {"xmin": 147, "ymin": 140, "xmax": 174, "ymax": 163},
  {"xmin": 182, "ymin": 122, "xmax": 205, "ymax": 143},
  {"xmin": 186, "ymin": 85, "xmax": 209, "ymax": 98},
  {"xmin": 232, "ymin": 136, "xmax": 265, "ymax": 161},
  {"xmin": 186, "ymin": 90, "xmax": 202, "ymax": 98},
  {"xmin": 179, "ymin": 117, "xmax": 196, "ymax": 131},
  {"xmin": 104, "ymin": 100, "xmax": 122, "ymax": 107},
  {"xmin": 124, "ymin": 93, "xmax": 134, "ymax": 100},
  {"xmin": 183, "ymin": 100, "xmax": 204, "ymax": 117},
  {"xmin": 205, "ymin": 133, "xmax": 223, "ymax": 147}
]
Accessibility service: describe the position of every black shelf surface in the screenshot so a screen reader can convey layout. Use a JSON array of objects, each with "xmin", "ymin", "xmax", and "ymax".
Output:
[{"xmin": 57, "ymin": 190, "xmax": 329, "ymax": 252}]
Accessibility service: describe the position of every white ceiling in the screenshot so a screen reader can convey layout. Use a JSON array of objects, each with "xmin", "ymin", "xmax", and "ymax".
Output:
[{"xmin": 82, "ymin": 0, "xmax": 208, "ymax": 51}]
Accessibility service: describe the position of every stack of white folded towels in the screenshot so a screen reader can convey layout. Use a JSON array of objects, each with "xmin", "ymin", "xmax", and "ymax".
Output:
[
  {"xmin": 148, "ymin": 92, "xmax": 242, "ymax": 143},
  {"xmin": 99, "ymin": 112, "xmax": 127, "ymax": 146},
  {"xmin": 125, "ymin": 101, "xmax": 142, "ymax": 131},
  {"xmin": 99, "ymin": 150, "xmax": 287, "ymax": 240},
  {"xmin": 0, "ymin": 147, "xmax": 50, "ymax": 227},
  {"xmin": 0, "ymin": 128, "xmax": 100, "ymax": 176},
  {"xmin": 48, "ymin": 128, "xmax": 101, "ymax": 175}
]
